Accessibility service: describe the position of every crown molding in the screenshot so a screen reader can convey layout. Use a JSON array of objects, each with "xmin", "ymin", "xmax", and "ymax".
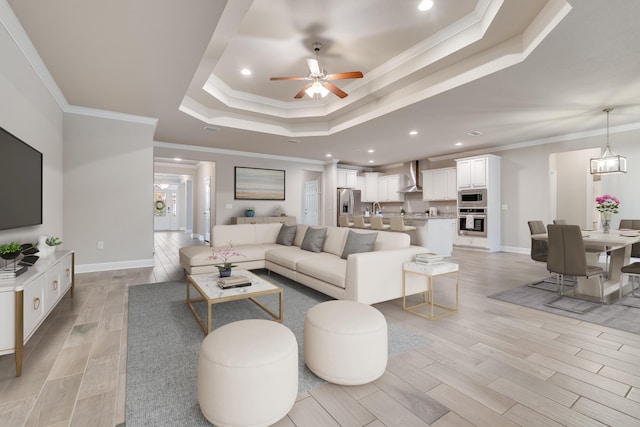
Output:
[
  {"xmin": 0, "ymin": 0, "xmax": 67, "ymax": 111},
  {"xmin": 153, "ymin": 140, "xmax": 326, "ymax": 165},
  {"xmin": 65, "ymin": 105, "xmax": 158, "ymax": 127}
]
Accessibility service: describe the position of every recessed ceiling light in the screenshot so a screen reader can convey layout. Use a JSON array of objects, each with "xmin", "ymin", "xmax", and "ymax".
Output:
[
  {"xmin": 369, "ymin": 160, "xmax": 375, "ymax": 163},
  {"xmin": 287, "ymin": 139, "xmax": 301, "ymax": 144},
  {"xmin": 203, "ymin": 125, "xmax": 220, "ymax": 132},
  {"xmin": 368, "ymin": 149, "xmax": 375, "ymax": 153},
  {"xmin": 409, "ymin": 130, "xmax": 418, "ymax": 136},
  {"xmin": 326, "ymin": 154, "xmax": 332, "ymax": 158},
  {"xmin": 174, "ymin": 157, "xmax": 182, "ymax": 161},
  {"xmin": 455, "ymin": 142, "xmax": 463, "ymax": 146},
  {"xmin": 467, "ymin": 130, "xmax": 483, "ymax": 136},
  {"xmin": 240, "ymin": 68, "xmax": 252, "ymax": 76},
  {"xmin": 418, "ymin": 0, "xmax": 434, "ymax": 11}
]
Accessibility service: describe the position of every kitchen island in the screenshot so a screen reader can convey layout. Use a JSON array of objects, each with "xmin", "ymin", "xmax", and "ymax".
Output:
[
  {"xmin": 348, "ymin": 214, "xmax": 455, "ymax": 256},
  {"xmin": 403, "ymin": 215, "xmax": 455, "ymax": 256}
]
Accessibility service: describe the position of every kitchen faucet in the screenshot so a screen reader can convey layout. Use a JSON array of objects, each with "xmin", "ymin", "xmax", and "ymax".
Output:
[{"xmin": 372, "ymin": 201, "xmax": 382, "ymax": 216}]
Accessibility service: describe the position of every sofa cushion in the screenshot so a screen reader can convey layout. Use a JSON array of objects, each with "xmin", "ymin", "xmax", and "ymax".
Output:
[
  {"xmin": 293, "ymin": 224, "xmax": 309, "ymax": 247},
  {"xmin": 323, "ymin": 227, "xmax": 349, "ymax": 257},
  {"xmin": 297, "ymin": 253, "xmax": 347, "ymax": 288},
  {"xmin": 341, "ymin": 230, "xmax": 378, "ymax": 259},
  {"xmin": 265, "ymin": 246, "xmax": 317, "ymax": 270},
  {"xmin": 276, "ymin": 224, "xmax": 297, "ymax": 246},
  {"xmin": 254, "ymin": 223, "xmax": 283, "ymax": 244},
  {"xmin": 348, "ymin": 229, "xmax": 409, "ymax": 251},
  {"xmin": 301, "ymin": 227, "xmax": 327, "ymax": 253}
]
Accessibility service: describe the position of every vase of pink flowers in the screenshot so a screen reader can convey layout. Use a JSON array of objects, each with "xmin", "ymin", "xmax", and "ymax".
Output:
[
  {"xmin": 595, "ymin": 194, "xmax": 620, "ymax": 233},
  {"xmin": 209, "ymin": 243, "xmax": 244, "ymax": 277}
]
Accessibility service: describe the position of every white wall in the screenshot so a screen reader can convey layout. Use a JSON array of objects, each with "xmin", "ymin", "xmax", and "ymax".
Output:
[
  {"xmin": 64, "ymin": 112, "xmax": 155, "ymax": 270},
  {"xmin": 0, "ymin": 11, "xmax": 64, "ymax": 247},
  {"xmin": 154, "ymin": 144, "xmax": 326, "ymax": 226},
  {"xmin": 495, "ymin": 127, "xmax": 640, "ymax": 250}
]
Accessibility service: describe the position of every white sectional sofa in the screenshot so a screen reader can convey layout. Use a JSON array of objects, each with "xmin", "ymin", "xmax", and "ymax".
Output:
[{"xmin": 179, "ymin": 223, "xmax": 424, "ymax": 304}]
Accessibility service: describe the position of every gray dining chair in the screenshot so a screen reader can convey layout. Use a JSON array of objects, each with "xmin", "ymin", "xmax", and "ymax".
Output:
[
  {"xmin": 553, "ymin": 219, "xmax": 567, "ymax": 225},
  {"xmin": 527, "ymin": 220, "xmax": 558, "ymax": 291},
  {"xmin": 618, "ymin": 219, "xmax": 640, "ymax": 307},
  {"xmin": 545, "ymin": 224, "xmax": 605, "ymax": 313}
]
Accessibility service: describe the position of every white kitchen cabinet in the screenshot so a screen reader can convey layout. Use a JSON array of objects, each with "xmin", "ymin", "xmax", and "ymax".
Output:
[
  {"xmin": 0, "ymin": 251, "xmax": 75, "ymax": 377},
  {"xmin": 363, "ymin": 172, "xmax": 380, "ymax": 202},
  {"xmin": 422, "ymin": 168, "xmax": 457, "ymax": 201},
  {"xmin": 454, "ymin": 154, "xmax": 501, "ymax": 252},
  {"xmin": 456, "ymin": 157, "xmax": 487, "ymax": 189},
  {"xmin": 356, "ymin": 175, "xmax": 366, "ymax": 201},
  {"xmin": 337, "ymin": 169, "xmax": 357, "ymax": 188},
  {"xmin": 378, "ymin": 174, "xmax": 405, "ymax": 202}
]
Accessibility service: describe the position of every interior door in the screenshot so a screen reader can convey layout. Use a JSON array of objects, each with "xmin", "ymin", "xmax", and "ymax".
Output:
[
  {"xmin": 303, "ymin": 180, "xmax": 319, "ymax": 225},
  {"xmin": 204, "ymin": 176, "xmax": 211, "ymax": 242}
]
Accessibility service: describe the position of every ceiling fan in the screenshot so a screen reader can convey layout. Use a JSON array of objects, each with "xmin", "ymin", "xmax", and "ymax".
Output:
[{"xmin": 270, "ymin": 42, "xmax": 363, "ymax": 99}]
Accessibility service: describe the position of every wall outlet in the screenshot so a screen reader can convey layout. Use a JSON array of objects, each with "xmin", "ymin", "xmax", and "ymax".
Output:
[
  {"xmin": 97, "ymin": 241, "xmax": 104, "ymax": 250},
  {"xmin": 226, "ymin": 203, "xmax": 232, "ymax": 209}
]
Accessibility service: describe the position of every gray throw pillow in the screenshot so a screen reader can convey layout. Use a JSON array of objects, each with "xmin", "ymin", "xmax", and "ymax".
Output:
[
  {"xmin": 276, "ymin": 224, "xmax": 297, "ymax": 246},
  {"xmin": 341, "ymin": 230, "xmax": 378, "ymax": 259},
  {"xmin": 300, "ymin": 227, "xmax": 327, "ymax": 253}
]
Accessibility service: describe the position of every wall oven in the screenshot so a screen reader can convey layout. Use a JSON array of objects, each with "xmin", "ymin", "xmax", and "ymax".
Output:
[
  {"xmin": 458, "ymin": 208, "xmax": 487, "ymax": 236},
  {"xmin": 458, "ymin": 189, "xmax": 487, "ymax": 207}
]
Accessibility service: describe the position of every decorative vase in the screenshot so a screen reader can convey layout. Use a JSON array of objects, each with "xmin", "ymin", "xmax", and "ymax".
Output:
[
  {"xmin": 602, "ymin": 219, "xmax": 610, "ymax": 234},
  {"xmin": 218, "ymin": 267, "xmax": 232, "ymax": 278},
  {"xmin": 246, "ymin": 210, "xmax": 255, "ymax": 217}
]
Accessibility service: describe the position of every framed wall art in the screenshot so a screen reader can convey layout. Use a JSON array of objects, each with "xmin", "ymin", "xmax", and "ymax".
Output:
[{"xmin": 234, "ymin": 166, "xmax": 285, "ymax": 200}]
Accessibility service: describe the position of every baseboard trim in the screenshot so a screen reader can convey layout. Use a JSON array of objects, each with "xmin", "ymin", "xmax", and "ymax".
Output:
[{"xmin": 76, "ymin": 258, "xmax": 154, "ymax": 273}]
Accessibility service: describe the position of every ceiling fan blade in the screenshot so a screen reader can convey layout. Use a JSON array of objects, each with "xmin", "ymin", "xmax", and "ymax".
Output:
[
  {"xmin": 270, "ymin": 76, "xmax": 307, "ymax": 81},
  {"xmin": 327, "ymin": 71, "xmax": 364, "ymax": 80},
  {"xmin": 324, "ymin": 82, "xmax": 348, "ymax": 98},
  {"xmin": 306, "ymin": 58, "xmax": 321, "ymax": 74},
  {"xmin": 294, "ymin": 83, "xmax": 313, "ymax": 99}
]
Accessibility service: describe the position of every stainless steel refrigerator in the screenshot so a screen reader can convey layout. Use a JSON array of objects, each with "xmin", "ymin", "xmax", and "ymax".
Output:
[{"xmin": 337, "ymin": 188, "xmax": 362, "ymax": 222}]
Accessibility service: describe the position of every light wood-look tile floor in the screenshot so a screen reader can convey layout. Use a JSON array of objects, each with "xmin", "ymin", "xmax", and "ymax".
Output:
[{"xmin": 2, "ymin": 231, "xmax": 640, "ymax": 426}]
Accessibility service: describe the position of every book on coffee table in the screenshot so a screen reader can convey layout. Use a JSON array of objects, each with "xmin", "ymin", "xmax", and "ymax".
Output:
[
  {"xmin": 217, "ymin": 276, "xmax": 252, "ymax": 289},
  {"xmin": 415, "ymin": 252, "xmax": 443, "ymax": 264}
]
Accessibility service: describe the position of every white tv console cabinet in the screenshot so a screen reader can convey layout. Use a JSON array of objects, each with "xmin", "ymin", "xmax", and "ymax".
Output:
[{"xmin": 0, "ymin": 250, "xmax": 74, "ymax": 376}]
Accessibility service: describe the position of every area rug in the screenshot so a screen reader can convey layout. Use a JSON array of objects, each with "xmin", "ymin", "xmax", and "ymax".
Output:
[
  {"xmin": 125, "ymin": 271, "xmax": 431, "ymax": 427},
  {"xmin": 489, "ymin": 279, "xmax": 640, "ymax": 335}
]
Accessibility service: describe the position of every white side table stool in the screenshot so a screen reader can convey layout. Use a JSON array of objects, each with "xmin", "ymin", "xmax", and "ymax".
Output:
[{"xmin": 402, "ymin": 261, "xmax": 459, "ymax": 320}]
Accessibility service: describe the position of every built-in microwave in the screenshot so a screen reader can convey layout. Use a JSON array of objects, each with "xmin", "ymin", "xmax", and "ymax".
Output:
[{"xmin": 458, "ymin": 189, "xmax": 487, "ymax": 207}]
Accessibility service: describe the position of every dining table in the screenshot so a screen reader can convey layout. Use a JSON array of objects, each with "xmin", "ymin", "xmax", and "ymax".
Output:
[{"xmin": 532, "ymin": 229, "xmax": 640, "ymax": 303}]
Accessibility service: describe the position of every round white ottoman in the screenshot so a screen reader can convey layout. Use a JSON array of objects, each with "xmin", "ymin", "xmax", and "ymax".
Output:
[
  {"xmin": 304, "ymin": 300, "xmax": 387, "ymax": 385},
  {"xmin": 198, "ymin": 319, "xmax": 298, "ymax": 427}
]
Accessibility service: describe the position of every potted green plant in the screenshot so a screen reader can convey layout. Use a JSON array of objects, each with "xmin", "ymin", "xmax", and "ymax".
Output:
[
  {"xmin": 245, "ymin": 207, "xmax": 255, "ymax": 217},
  {"xmin": 0, "ymin": 242, "xmax": 22, "ymax": 260},
  {"xmin": 46, "ymin": 236, "xmax": 63, "ymax": 247}
]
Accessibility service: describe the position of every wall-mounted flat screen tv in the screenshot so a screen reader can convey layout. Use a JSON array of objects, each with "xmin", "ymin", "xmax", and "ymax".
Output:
[{"xmin": 0, "ymin": 127, "xmax": 43, "ymax": 231}]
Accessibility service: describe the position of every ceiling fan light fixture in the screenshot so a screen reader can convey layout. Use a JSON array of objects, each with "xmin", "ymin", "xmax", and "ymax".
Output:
[
  {"xmin": 590, "ymin": 108, "xmax": 627, "ymax": 175},
  {"xmin": 305, "ymin": 81, "xmax": 329, "ymax": 98},
  {"xmin": 418, "ymin": 0, "xmax": 434, "ymax": 11}
]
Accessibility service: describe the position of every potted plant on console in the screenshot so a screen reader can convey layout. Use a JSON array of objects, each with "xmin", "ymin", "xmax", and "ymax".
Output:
[
  {"xmin": 37, "ymin": 235, "xmax": 62, "ymax": 259},
  {"xmin": 245, "ymin": 207, "xmax": 255, "ymax": 217},
  {"xmin": 209, "ymin": 243, "xmax": 244, "ymax": 277},
  {"xmin": 0, "ymin": 242, "xmax": 23, "ymax": 270}
]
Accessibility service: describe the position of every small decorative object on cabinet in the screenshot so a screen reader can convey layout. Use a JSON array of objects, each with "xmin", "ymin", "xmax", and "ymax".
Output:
[
  {"xmin": 0, "ymin": 242, "xmax": 22, "ymax": 268},
  {"xmin": 245, "ymin": 208, "xmax": 255, "ymax": 217}
]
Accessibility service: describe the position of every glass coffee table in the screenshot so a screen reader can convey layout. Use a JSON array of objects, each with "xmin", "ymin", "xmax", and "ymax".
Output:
[{"xmin": 186, "ymin": 269, "xmax": 283, "ymax": 334}]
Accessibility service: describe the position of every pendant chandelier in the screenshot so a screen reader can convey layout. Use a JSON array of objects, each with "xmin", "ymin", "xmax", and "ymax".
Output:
[{"xmin": 590, "ymin": 108, "xmax": 627, "ymax": 175}]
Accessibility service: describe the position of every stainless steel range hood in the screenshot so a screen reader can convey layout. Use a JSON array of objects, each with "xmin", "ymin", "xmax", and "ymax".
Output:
[{"xmin": 398, "ymin": 160, "xmax": 423, "ymax": 193}]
